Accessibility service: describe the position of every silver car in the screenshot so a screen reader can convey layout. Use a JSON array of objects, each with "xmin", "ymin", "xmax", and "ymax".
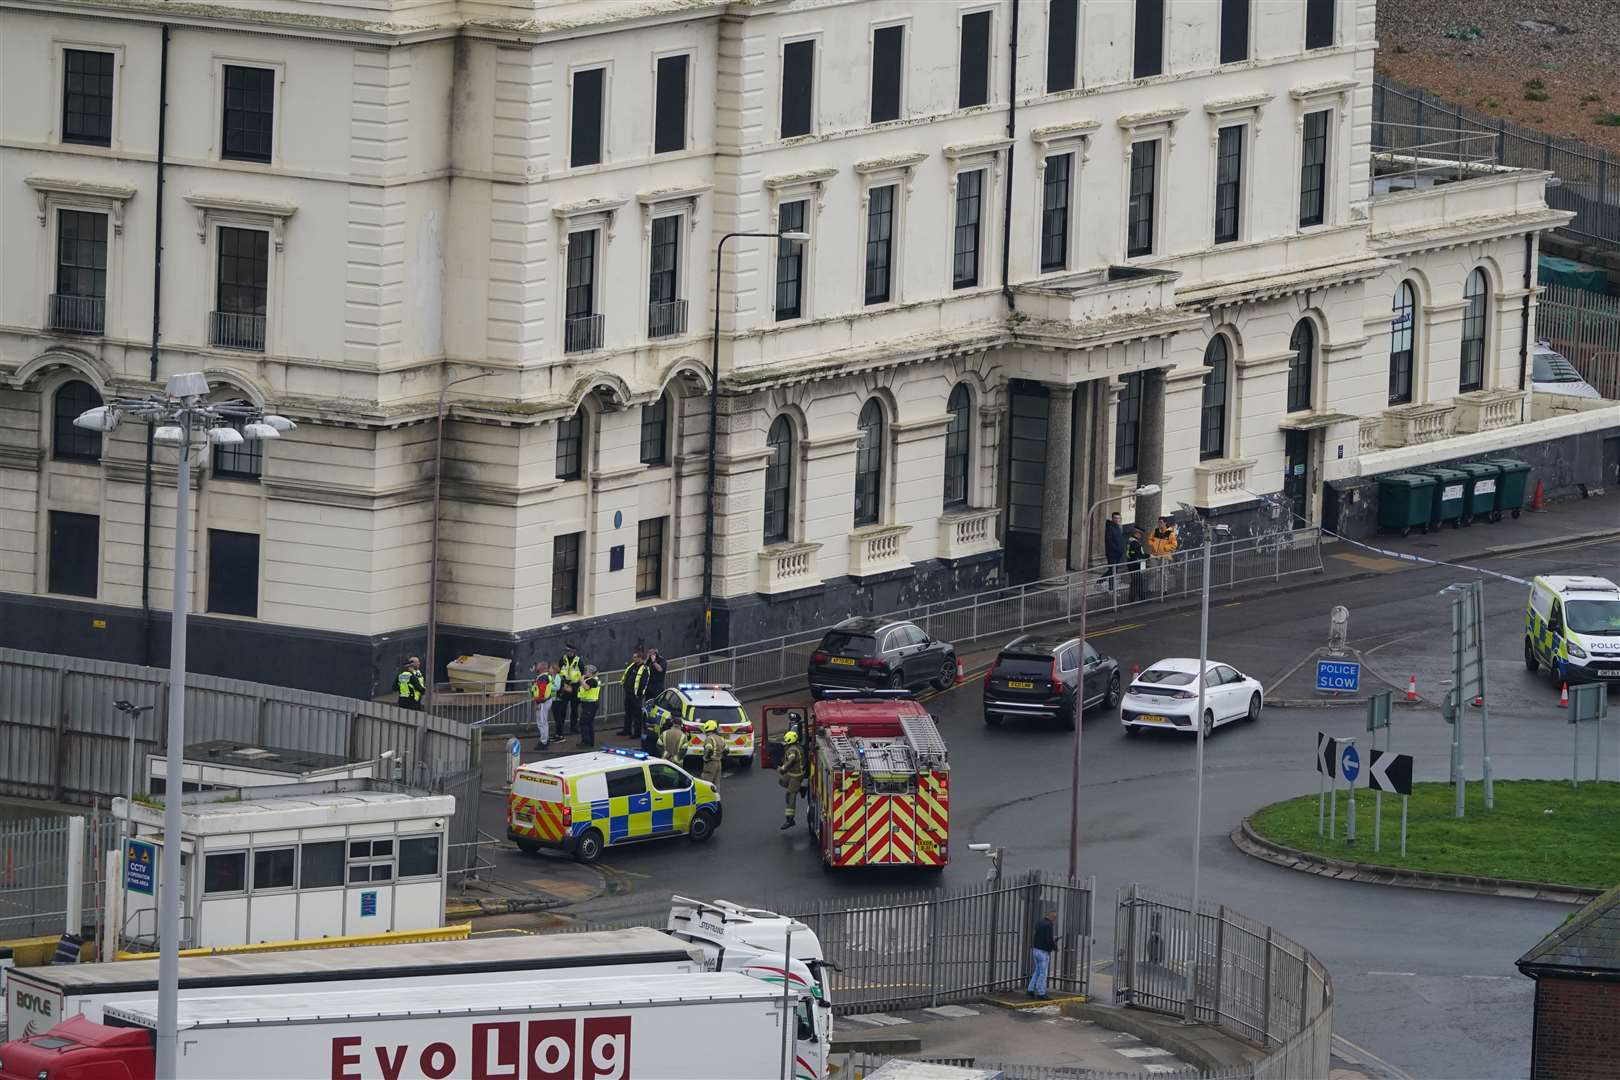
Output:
[{"xmin": 1531, "ymin": 343, "xmax": 1601, "ymax": 399}]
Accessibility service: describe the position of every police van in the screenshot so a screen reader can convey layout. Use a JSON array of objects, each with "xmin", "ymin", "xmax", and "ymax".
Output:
[
  {"xmin": 1525, "ymin": 576, "xmax": 1620, "ymax": 684},
  {"xmin": 507, "ymin": 748, "xmax": 720, "ymax": 863}
]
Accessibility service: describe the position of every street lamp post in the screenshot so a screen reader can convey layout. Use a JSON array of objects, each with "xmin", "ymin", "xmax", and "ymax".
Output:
[
  {"xmin": 423, "ymin": 370, "xmax": 496, "ymax": 711},
  {"xmin": 76, "ymin": 373, "xmax": 292, "ymax": 1080},
  {"xmin": 112, "ymin": 698, "xmax": 156, "ymax": 827},
  {"xmin": 700, "ymin": 229, "xmax": 810, "ymax": 656},
  {"xmin": 1184, "ymin": 521, "xmax": 1228, "ymax": 1022},
  {"xmin": 1069, "ymin": 483, "xmax": 1159, "ymax": 881}
]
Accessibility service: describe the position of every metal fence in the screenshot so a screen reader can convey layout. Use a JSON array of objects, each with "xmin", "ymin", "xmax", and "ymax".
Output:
[
  {"xmin": 438, "ymin": 528, "xmax": 1324, "ymax": 733},
  {"xmin": 1373, "ymin": 74, "xmax": 1620, "ymax": 250},
  {"xmin": 0, "ymin": 813, "xmax": 116, "ymax": 940},
  {"xmin": 1539, "ymin": 282, "xmax": 1620, "ymax": 398},
  {"xmin": 1114, "ymin": 884, "xmax": 1332, "ymax": 1078}
]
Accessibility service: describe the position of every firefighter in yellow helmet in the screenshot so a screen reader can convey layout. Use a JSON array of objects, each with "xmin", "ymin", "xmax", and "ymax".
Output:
[
  {"xmin": 659, "ymin": 712, "xmax": 687, "ymax": 765},
  {"xmin": 777, "ymin": 729, "xmax": 806, "ymax": 830},
  {"xmin": 700, "ymin": 719, "xmax": 725, "ymax": 787}
]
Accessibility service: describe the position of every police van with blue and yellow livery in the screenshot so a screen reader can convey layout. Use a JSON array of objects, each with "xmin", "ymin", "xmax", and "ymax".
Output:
[
  {"xmin": 507, "ymin": 747, "xmax": 720, "ymax": 863},
  {"xmin": 1526, "ymin": 575, "xmax": 1620, "ymax": 685}
]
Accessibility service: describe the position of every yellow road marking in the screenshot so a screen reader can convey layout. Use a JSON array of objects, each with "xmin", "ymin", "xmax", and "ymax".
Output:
[{"xmin": 1222, "ymin": 601, "xmax": 1242, "ymax": 608}]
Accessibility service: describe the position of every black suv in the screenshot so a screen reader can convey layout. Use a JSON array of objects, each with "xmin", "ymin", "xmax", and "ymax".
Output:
[
  {"xmin": 982, "ymin": 634, "xmax": 1121, "ymax": 729},
  {"xmin": 807, "ymin": 617, "xmax": 958, "ymax": 698}
]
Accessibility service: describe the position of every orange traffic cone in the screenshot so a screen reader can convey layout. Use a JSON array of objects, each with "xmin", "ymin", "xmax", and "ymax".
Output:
[
  {"xmin": 1529, "ymin": 479, "xmax": 1546, "ymax": 512},
  {"xmin": 1132, "ymin": 662, "xmax": 1141, "ymax": 679},
  {"xmin": 1559, "ymin": 682, "xmax": 1569, "ymax": 708},
  {"xmin": 1407, "ymin": 674, "xmax": 1418, "ymax": 702},
  {"xmin": 1472, "ymin": 696, "xmax": 1484, "ymax": 707},
  {"xmin": 955, "ymin": 659, "xmax": 966, "ymax": 685}
]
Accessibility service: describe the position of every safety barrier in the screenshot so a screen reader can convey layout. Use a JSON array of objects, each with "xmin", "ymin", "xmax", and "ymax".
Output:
[{"xmin": 0, "ymin": 813, "xmax": 115, "ymax": 940}]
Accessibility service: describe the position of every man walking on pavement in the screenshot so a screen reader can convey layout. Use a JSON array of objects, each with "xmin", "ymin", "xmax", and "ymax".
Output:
[
  {"xmin": 699, "ymin": 720, "xmax": 725, "ymax": 787},
  {"xmin": 396, "ymin": 657, "xmax": 426, "ymax": 711},
  {"xmin": 777, "ymin": 730, "xmax": 806, "ymax": 830},
  {"xmin": 556, "ymin": 644, "xmax": 584, "ymax": 737},
  {"xmin": 530, "ymin": 662, "xmax": 558, "ymax": 750},
  {"xmin": 576, "ymin": 664, "xmax": 602, "ymax": 747},
  {"xmin": 620, "ymin": 648, "xmax": 649, "ymax": 742},
  {"xmin": 1103, "ymin": 511, "xmax": 1125, "ymax": 587},
  {"xmin": 660, "ymin": 714, "xmax": 687, "ymax": 765},
  {"xmin": 1125, "ymin": 526, "xmax": 1149, "ymax": 603},
  {"xmin": 1027, "ymin": 909, "xmax": 1058, "ymax": 1000}
]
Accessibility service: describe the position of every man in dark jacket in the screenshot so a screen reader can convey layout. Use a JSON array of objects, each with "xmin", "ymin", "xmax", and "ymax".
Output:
[
  {"xmin": 1103, "ymin": 511, "xmax": 1125, "ymax": 585},
  {"xmin": 1028, "ymin": 910, "xmax": 1058, "ymax": 999},
  {"xmin": 1125, "ymin": 527, "xmax": 1149, "ymax": 603},
  {"xmin": 644, "ymin": 646, "xmax": 668, "ymax": 697}
]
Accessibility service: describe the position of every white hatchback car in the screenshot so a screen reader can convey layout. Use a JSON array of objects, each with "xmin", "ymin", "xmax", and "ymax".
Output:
[{"xmin": 1120, "ymin": 658, "xmax": 1263, "ymax": 737}]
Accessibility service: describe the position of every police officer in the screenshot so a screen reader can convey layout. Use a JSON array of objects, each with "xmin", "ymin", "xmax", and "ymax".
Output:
[
  {"xmin": 620, "ymin": 648, "xmax": 649, "ymax": 741},
  {"xmin": 659, "ymin": 713, "xmax": 687, "ymax": 765},
  {"xmin": 1125, "ymin": 526, "xmax": 1150, "ymax": 603},
  {"xmin": 576, "ymin": 664, "xmax": 602, "ymax": 747},
  {"xmin": 700, "ymin": 719, "xmax": 725, "ymax": 786},
  {"xmin": 557, "ymin": 644, "xmax": 584, "ymax": 736},
  {"xmin": 396, "ymin": 657, "xmax": 426, "ymax": 711},
  {"xmin": 777, "ymin": 730, "xmax": 806, "ymax": 830}
]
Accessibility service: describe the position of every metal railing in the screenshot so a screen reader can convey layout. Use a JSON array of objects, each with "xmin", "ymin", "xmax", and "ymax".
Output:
[
  {"xmin": 1539, "ymin": 282, "xmax": 1620, "ymax": 398},
  {"xmin": 0, "ymin": 812, "xmax": 117, "ymax": 939},
  {"xmin": 433, "ymin": 527, "xmax": 1324, "ymax": 733},
  {"xmin": 564, "ymin": 312, "xmax": 604, "ymax": 353},
  {"xmin": 1373, "ymin": 73, "xmax": 1620, "ymax": 250},
  {"xmin": 1115, "ymin": 883, "xmax": 1333, "ymax": 1078},
  {"xmin": 209, "ymin": 310, "xmax": 266, "ymax": 352},
  {"xmin": 647, "ymin": 298, "xmax": 688, "ymax": 339},
  {"xmin": 48, "ymin": 293, "xmax": 106, "ymax": 335}
]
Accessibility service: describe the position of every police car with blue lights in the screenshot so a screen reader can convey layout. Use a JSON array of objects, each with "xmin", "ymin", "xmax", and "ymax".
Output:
[
  {"xmin": 507, "ymin": 747, "xmax": 721, "ymax": 863},
  {"xmin": 641, "ymin": 683, "xmax": 755, "ymax": 769}
]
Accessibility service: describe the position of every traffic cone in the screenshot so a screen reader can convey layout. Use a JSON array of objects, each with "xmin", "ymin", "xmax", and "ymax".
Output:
[
  {"xmin": 1472, "ymin": 696, "xmax": 1484, "ymax": 707},
  {"xmin": 1407, "ymin": 674, "xmax": 1418, "ymax": 702},
  {"xmin": 1132, "ymin": 662, "xmax": 1141, "ymax": 679},
  {"xmin": 1529, "ymin": 479, "xmax": 1546, "ymax": 512},
  {"xmin": 955, "ymin": 659, "xmax": 966, "ymax": 685},
  {"xmin": 1559, "ymin": 682, "xmax": 1569, "ymax": 708}
]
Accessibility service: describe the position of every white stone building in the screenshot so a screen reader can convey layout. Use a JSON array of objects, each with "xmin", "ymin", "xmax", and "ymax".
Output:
[{"xmin": 0, "ymin": 0, "xmax": 1597, "ymax": 698}]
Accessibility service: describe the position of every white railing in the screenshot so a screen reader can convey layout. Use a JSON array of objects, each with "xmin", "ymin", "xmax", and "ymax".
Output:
[
  {"xmin": 1357, "ymin": 416, "xmax": 1384, "ymax": 454},
  {"xmin": 757, "ymin": 542, "xmax": 820, "ymax": 594},
  {"xmin": 938, "ymin": 507, "xmax": 1000, "ymax": 560},
  {"xmin": 848, "ymin": 523, "xmax": 911, "ymax": 578},
  {"xmin": 1454, "ymin": 390, "xmax": 1525, "ymax": 433},
  {"xmin": 1381, "ymin": 402, "xmax": 1455, "ymax": 446},
  {"xmin": 1194, "ymin": 458, "xmax": 1256, "ymax": 507},
  {"xmin": 209, "ymin": 310, "xmax": 265, "ymax": 352}
]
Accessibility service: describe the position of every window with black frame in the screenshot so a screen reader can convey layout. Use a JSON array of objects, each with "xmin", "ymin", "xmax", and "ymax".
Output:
[
  {"xmin": 1134, "ymin": 0, "xmax": 1164, "ymax": 78},
  {"xmin": 1115, "ymin": 372, "xmax": 1143, "ymax": 475},
  {"xmin": 853, "ymin": 399, "xmax": 884, "ymax": 527},
  {"xmin": 555, "ymin": 412, "xmax": 583, "ymax": 481},
  {"xmin": 647, "ymin": 216, "xmax": 683, "ymax": 339},
  {"xmin": 1389, "ymin": 282, "xmax": 1416, "ymax": 405},
  {"xmin": 1288, "ymin": 319, "xmax": 1315, "ymax": 413},
  {"xmin": 780, "ymin": 39, "xmax": 815, "ymax": 138},
  {"xmin": 1219, "ymin": 0, "xmax": 1251, "ymax": 64},
  {"xmin": 775, "ymin": 200, "xmax": 807, "ymax": 320},
  {"xmin": 62, "ymin": 49, "xmax": 115, "ymax": 146},
  {"xmin": 1459, "ymin": 269, "xmax": 1488, "ymax": 393},
  {"xmin": 214, "ymin": 226, "xmax": 269, "ymax": 351},
  {"xmin": 1127, "ymin": 140, "xmax": 1158, "ymax": 258},
  {"xmin": 1305, "ymin": 0, "xmax": 1336, "ymax": 50},
  {"xmin": 958, "ymin": 10, "xmax": 991, "ymax": 108},
  {"xmin": 763, "ymin": 415, "xmax": 793, "ymax": 545},
  {"xmin": 207, "ymin": 529, "xmax": 260, "ymax": 617},
  {"xmin": 212, "ymin": 419, "xmax": 263, "ymax": 479},
  {"xmin": 53, "ymin": 380, "xmax": 104, "ymax": 460},
  {"xmin": 636, "ymin": 517, "xmax": 666, "ymax": 599},
  {"xmin": 639, "ymin": 395, "xmax": 668, "ymax": 466},
  {"xmin": 952, "ymin": 169, "xmax": 984, "ymax": 289},
  {"xmin": 1200, "ymin": 337, "xmax": 1229, "ymax": 461},
  {"xmin": 1299, "ymin": 109, "xmax": 1329, "ymax": 228},
  {"xmin": 1041, "ymin": 153, "xmax": 1072, "ymax": 273},
  {"xmin": 1047, "ymin": 0, "xmax": 1078, "ymax": 93},
  {"xmin": 943, "ymin": 384, "xmax": 971, "ymax": 508},
  {"xmin": 864, "ymin": 185, "xmax": 896, "ymax": 305},
  {"xmin": 221, "ymin": 65, "xmax": 274, "ymax": 163},
  {"xmin": 1214, "ymin": 126, "xmax": 1243, "ymax": 244},
  {"xmin": 48, "ymin": 510, "xmax": 99, "ymax": 598},
  {"xmin": 565, "ymin": 229, "xmax": 600, "ymax": 353},
  {"xmin": 654, "ymin": 54, "xmax": 689, "ymax": 154},
  {"xmin": 551, "ymin": 532, "xmax": 581, "ymax": 615},
  {"xmin": 870, "ymin": 24, "xmax": 904, "ymax": 123},
  {"xmin": 53, "ymin": 210, "xmax": 108, "ymax": 334}
]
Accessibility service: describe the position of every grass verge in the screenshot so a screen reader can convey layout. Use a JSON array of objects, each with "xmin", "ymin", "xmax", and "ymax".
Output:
[{"xmin": 1248, "ymin": 780, "xmax": 1620, "ymax": 890}]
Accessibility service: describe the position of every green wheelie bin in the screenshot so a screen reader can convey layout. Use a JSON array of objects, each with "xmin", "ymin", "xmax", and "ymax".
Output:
[
  {"xmin": 1418, "ymin": 466, "xmax": 1469, "ymax": 530},
  {"xmin": 1377, "ymin": 473, "xmax": 1437, "ymax": 537},
  {"xmin": 1483, "ymin": 458, "xmax": 1531, "ymax": 521},
  {"xmin": 1454, "ymin": 461, "xmax": 1501, "ymax": 525}
]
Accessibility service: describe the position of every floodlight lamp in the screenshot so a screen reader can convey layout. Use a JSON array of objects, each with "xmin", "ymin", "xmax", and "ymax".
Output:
[
  {"xmin": 779, "ymin": 231, "xmax": 811, "ymax": 242},
  {"xmin": 1133, "ymin": 483, "xmax": 1162, "ymax": 497},
  {"xmin": 260, "ymin": 414, "xmax": 296, "ymax": 432},
  {"xmin": 164, "ymin": 371, "xmax": 211, "ymax": 399},
  {"xmin": 73, "ymin": 406, "xmax": 117, "ymax": 432},
  {"xmin": 207, "ymin": 426, "xmax": 244, "ymax": 445},
  {"xmin": 153, "ymin": 425, "xmax": 184, "ymax": 444},
  {"xmin": 242, "ymin": 422, "xmax": 280, "ymax": 440}
]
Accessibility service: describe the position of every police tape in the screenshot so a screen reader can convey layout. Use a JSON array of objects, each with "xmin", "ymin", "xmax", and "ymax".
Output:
[{"xmin": 1324, "ymin": 530, "xmax": 1530, "ymax": 586}]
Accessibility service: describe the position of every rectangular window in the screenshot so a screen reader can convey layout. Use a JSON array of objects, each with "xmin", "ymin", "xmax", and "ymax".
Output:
[
  {"xmin": 1127, "ymin": 140, "xmax": 1158, "ymax": 258},
  {"xmin": 639, "ymin": 396, "xmax": 668, "ymax": 466},
  {"xmin": 207, "ymin": 529, "xmax": 259, "ymax": 617},
  {"xmin": 1299, "ymin": 110, "xmax": 1329, "ymax": 228},
  {"xmin": 221, "ymin": 65, "xmax": 274, "ymax": 164},
  {"xmin": 653, "ymin": 54, "xmax": 688, "ymax": 154},
  {"xmin": 214, "ymin": 226, "xmax": 268, "ymax": 352},
  {"xmin": 606, "ymin": 768, "xmax": 647, "ymax": 798},
  {"xmin": 252, "ymin": 847, "xmax": 295, "ymax": 891},
  {"xmin": 204, "ymin": 851, "xmax": 246, "ymax": 894},
  {"xmin": 552, "ymin": 532, "xmax": 581, "ymax": 615},
  {"xmin": 1305, "ymin": 0, "xmax": 1336, "ymax": 50},
  {"xmin": 48, "ymin": 510, "xmax": 98, "ymax": 598},
  {"xmin": 565, "ymin": 229, "xmax": 600, "ymax": 353},
  {"xmin": 53, "ymin": 209, "xmax": 108, "ymax": 335},
  {"xmin": 871, "ymin": 24, "xmax": 904, "ymax": 124},
  {"xmin": 299, "ymin": 841, "xmax": 344, "ymax": 888},
  {"xmin": 570, "ymin": 67, "xmax": 605, "ymax": 167},
  {"xmin": 1047, "ymin": 0, "xmax": 1078, "ymax": 93},
  {"xmin": 775, "ymin": 200, "xmax": 807, "ymax": 321},
  {"xmin": 398, "ymin": 836, "xmax": 441, "ymax": 879},
  {"xmin": 780, "ymin": 39, "xmax": 815, "ymax": 138},
  {"xmin": 1040, "ymin": 153, "xmax": 1072, "ymax": 273},
  {"xmin": 959, "ymin": 11, "xmax": 992, "ymax": 108},
  {"xmin": 1115, "ymin": 373, "xmax": 1143, "ymax": 476},
  {"xmin": 647, "ymin": 216, "xmax": 683, "ymax": 339},
  {"xmin": 952, "ymin": 169, "xmax": 984, "ymax": 290},
  {"xmin": 212, "ymin": 422, "xmax": 263, "ymax": 480},
  {"xmin": 636, "ymin": 517, "xmax": 666, "ymax": 599},
  {"xmin": 1214, "ymin": 125, "xmax": 1244, "ymax": 244},
  {"xmin": 1134, "ymin": 0, "xmax": 1164, "ymax": 79},
  {"xmin": 62, "ymin": 49, "xmax": 115, "ymax": 146},
  {"xmin": 864, "ymin": 185, "xmax": 896, "ymax": 306},
  {"xmin": 555, "ymin": 413, "xmax": 583, "ymax": 481},
  {"xmin": 1219, "ymin": 0, "xmax": 1251, "ymax": 65},
  {"xmin": 345, "ymin": 838, "xmax": 393, "ymax": 885}
]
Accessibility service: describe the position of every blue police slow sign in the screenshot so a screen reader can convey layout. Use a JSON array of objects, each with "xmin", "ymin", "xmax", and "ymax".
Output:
[
  {"xmin": 1340, "ymin": 744, "xmax": 1361, "ymax": 784},
  {"xmin": 1315, "ymin": 660, "xmax": 1361, "ymax": 693}
]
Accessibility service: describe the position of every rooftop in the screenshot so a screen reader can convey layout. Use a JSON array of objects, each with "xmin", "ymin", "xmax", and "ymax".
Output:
[{"xmin": 1517, "ymin": 883, "xmax": 1620, "ymax": 979}]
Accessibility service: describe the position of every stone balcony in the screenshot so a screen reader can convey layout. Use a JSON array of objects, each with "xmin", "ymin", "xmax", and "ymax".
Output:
[
  {"xmin": 758, "ymin": 542, "xmax": 821, "ymax": 595},
  {"xmin": 937, "ymin": 507, "xmax": 1000, "ymax": 561},
  {"xmin": 1380, "ymin": 402, "xmax": 1456, "ymax": 448},
  {"xmin": 1193, "ymin": 458, "xmax": 1257, "ymax": 509},
  {"xmin": 848, "ymin": 523, "xmax": 912, "ymax": 580},
  {"xmin": 1453, "ymin": 389, "xmax": 1527, "ymax": 434}
]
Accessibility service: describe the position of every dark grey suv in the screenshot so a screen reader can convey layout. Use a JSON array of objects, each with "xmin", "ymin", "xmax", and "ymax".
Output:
[
  {"xmin": 982, "ymin": 634, "xmax": 1121, "ymax": 729},
  {"xmin": 807, "ymin": 617, "xmax": 958, "ymax": 698}
]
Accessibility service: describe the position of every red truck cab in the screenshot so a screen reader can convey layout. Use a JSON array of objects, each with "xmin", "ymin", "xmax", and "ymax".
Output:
[{"xmin": 0, "ymin": 1015, "xmax": 154, "ymax": 1080}]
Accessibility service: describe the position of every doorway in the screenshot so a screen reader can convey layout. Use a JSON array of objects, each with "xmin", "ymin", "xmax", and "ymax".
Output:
[
  {"xmin": 1283, "ymin": 429, "xmax": 1311, "ymax": 527},
  {"xmin": 1003, "ymin": 382, "xmax": 1049, "ymax": 584}
]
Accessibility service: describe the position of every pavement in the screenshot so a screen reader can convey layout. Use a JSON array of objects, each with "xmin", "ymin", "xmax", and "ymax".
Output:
[{"xmin": 463, "ymin": 492, "xmax": 1620, "ymax": 1079}]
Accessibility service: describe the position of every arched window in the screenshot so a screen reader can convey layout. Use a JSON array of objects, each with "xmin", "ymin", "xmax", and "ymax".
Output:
[
  {"xmin": 943, "ymin": 384, "xmax": 972, "ymax": 508},
  {"xmin": 1388, "ymin": 281, "xmax": 1416, "ymax": 405},
  {"xmin": 1459, "ymin": 269, "xmax": 1488, "ymax": 393},
  {"xmin": 1288, "ymin": 320, "xmax": 1315, "ymax": 414},
  {"xmin": 53, "ymin": 379, "xmax": 103, "ymax": 461},
  {"xmin": 763, "ymin": 416, "xmax": 793, "ymax": 545},
  {"xmin": 853, "ymin": 398, "xmax": 884, "ymax": 527},
  {"xmin": 1199, "ymin": 336, "xmax": 1229, "ymax": 461}
]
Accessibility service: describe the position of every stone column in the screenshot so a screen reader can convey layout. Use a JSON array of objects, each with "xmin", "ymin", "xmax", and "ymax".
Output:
[
  {"xmin": 1086, "ymin": 380, "xmax": 1110, "ymax": 563},
  {"xmin": 1134, "ymin": 368, "xmax": 1166, "ymax": 531},
  {"xmin": 1041, "ymin": 384, "xmax": 1075, "ymax": 579},
  {"xmin": 1067, "ymin": 383, "xmax": 1093, "ymax": 569}
]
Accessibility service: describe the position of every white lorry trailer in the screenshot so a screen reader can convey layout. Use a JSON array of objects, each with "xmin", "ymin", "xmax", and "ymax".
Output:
[{"xmin": 0, "ymin": 972, "xmax": 797, "ymax": 1080}]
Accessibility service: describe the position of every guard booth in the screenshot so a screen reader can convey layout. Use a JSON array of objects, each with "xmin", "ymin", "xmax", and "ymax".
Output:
[{"xmin": 108, "ymin": 780, "xmax": 452, "ymax": 952}]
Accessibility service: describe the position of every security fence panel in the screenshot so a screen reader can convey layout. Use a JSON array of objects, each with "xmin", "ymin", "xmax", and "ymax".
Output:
[{"xmin": 0, "ymin": 813, "xmax": 117, "ymax": 940}]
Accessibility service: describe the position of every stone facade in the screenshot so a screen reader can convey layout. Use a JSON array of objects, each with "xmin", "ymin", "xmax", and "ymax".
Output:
[{"xmin": 0, "ymin": 0, "xmax": 1586, "ymax": 697}]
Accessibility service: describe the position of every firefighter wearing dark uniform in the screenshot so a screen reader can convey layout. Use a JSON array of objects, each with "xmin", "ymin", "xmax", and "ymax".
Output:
[
  {"xmin": 556, "ymin": 645, "xmax": 584, "ymax": 735},
  {"xmin": 396, "ymin": 657, "xmax": 425, "ymax": 710},
  {"xmin": 660, "ymin": 714, "xmax": 687, "ymax": 764},
  {"xmin": 777, "ymin": 730, "xmax": 806, "ymax": 830},
  {"xmin": 620, "ymin": 650, "xmax": 649, "ymax": 741},
  {"xmin": 700, "ymin": 720, "xmax": 725, "ymax": 786},
  {"xmin": 577, "ymin": 664, "xmax": 602, "ymax": 747}
]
